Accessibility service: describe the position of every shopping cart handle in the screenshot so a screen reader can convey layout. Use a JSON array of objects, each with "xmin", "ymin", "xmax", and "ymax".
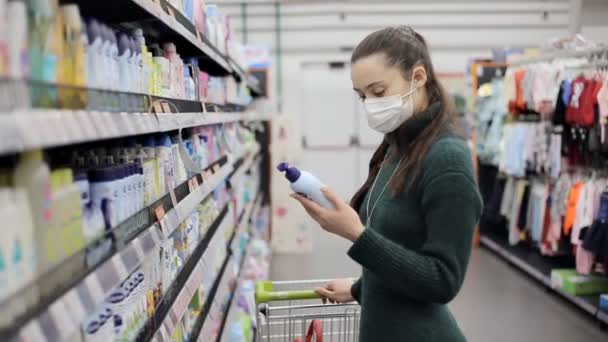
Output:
[{"xmin": 255, "ymin": 281, "xmax": 321, "ymax": 303}]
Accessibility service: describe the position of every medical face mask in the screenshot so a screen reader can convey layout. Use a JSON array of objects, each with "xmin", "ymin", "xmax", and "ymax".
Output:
[{"xmin": 364, "ymin": 78, "xmax": 418, "ymax": 134}]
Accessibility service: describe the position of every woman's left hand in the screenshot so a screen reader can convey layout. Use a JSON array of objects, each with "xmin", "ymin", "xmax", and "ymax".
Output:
[{"xmin": 291, "ymin": 188, "xmax": 365, "ymax": 242}]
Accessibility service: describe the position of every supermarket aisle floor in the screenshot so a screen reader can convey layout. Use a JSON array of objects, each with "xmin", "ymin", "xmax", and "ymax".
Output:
[{"xmin": 271, "ymin": 233, "xmax": 607, "ymax": 342}]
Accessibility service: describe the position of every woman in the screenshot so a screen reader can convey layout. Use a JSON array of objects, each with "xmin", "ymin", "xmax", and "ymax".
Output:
[{"xmin": 291, "ymin": 26, "xmax": 483, "ymax": 341}]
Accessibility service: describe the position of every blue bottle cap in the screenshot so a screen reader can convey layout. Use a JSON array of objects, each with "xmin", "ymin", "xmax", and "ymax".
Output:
[{"xmin": 277, "ymin": 162, "xmax": 301, "ymax": 182}]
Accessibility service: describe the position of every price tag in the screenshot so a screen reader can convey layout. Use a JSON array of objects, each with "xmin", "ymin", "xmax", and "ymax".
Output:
[
  {"xmin": 187, "ymin": 179, "xmax": 195, "ymax": 192},
  {"xmin": 169, "ymin": 188, "xmax": 178, "ymax": 207},
  {"xmin": 154, "ymin": 205, "xmax": 170, "ymax": 236},
  {"xmin": 213, "ymin": 164, "xmax": 221, "ymax": 173},
  {"xmin": 161, "ymin": 102, "xmax": 172, "ymax": 113},
  {"xmin": 201, "ymin": 171, "xmax": 210, "ymax": 182},
  {"xmin": 153, "ymin": 102, "xmax": 164, "ymax": 113}
]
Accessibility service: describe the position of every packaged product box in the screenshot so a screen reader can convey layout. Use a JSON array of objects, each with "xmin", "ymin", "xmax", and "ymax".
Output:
[
  {"xmin": 600, "ymin": 293, "xmax": 608, "ymax": 312},
  {"xmin": 551, "ymin": 269, "xmax": 608, "ymax": 296}
]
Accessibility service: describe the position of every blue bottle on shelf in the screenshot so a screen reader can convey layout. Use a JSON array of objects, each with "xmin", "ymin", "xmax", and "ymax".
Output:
[{"xmin": 277, "ymin": 162, "xmax": 333, "ymax": 209}]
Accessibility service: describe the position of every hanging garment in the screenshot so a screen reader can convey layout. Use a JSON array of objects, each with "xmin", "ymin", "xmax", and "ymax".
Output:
[
  {"xmin": 509, "ymin": 180, "xmax": 528, "ymax": 245},
  {"xmin": 564, "ymin": 181, "xmax": 584, "ymax": 235},
  {"xmin": 500, "ymin": 177, "xmax": 516, "ymax": 218},
  {"xmin": 566, "ymin": 76, "xmax": 588, "ymax": 125},
  {"xmin": 571, "ymin": 181, "xmax": 594, "ymax": 245},
  {"xmin": 583, "ymin": 192, "xmax": 608, "ymax": 259}
]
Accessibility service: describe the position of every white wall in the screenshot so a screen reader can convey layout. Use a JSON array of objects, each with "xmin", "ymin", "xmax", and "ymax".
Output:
[{"xmin": 581, "ymin": 0, "xmax": 608, "ymax": 43}]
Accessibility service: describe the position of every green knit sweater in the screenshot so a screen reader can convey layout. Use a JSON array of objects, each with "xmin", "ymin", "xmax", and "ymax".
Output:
[{"xmin": 349, "ymin": 103, "xmax": 482, "ymax": 342}]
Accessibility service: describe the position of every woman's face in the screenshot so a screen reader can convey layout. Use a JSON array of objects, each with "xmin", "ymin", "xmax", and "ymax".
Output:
[{"xmin": 351, "ymin": 53, "xmax": 428, "ymax": 111}]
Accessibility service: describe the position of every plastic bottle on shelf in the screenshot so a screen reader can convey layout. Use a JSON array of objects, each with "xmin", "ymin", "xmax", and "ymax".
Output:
[
  {"xmin": 276, "ymin": 162, "xmax": 333, "ymax": 209},
  {"xmin": 60, "ymin": 4, "xmax": 87, "ymax": 108},
  {"xmin": 117, "ymin": 34, "xmax": 132, "ymax": 94},
  {"xmin": 86, "ymin": 20, "xmax": 101, "ymax": 91},
  {"xmin": 26, "ymin": 0, "xmax": 58, "ymax": 107},
  {"xmin": 163, "ymin": 43, "xmax": 184, "ymax": 98},
  {"xmin": 109, "ymin": 29, "xmax": 120, "ymax": 93},
  {"xmin": 13, "ymin": 150, "xmax": 52, "ymax": 277},
  {"xmin": 7, "ymin": 1, "xmax": 28, "ymax": 80},
  {"xmin": 184, "ymin": 67, "xmax": 195, "ymax": 100},
  {"xmin": 130, "ymin": 37, "xmax": 142, "ymax": 94},
  {"xmin": 0, "ymin": 0, "xmax": 7, "ymax": 77},
  {"xmin": 99, "ymin": 25, "xmax": 112, "ymax": 91},
  {"xmin": 88, "ymin": 167, "xmax": 119, "ymax": 230},
  {"xmin": 151, "ymin": 45, "xmax": 171, "ymax": 98},
  {"xmin": 156, "ymin": 134, "xmax": 175, "ymax": 194},
  {"xmin": 133, "ymin": 29, "xmax": 149, "ymax": 94}
]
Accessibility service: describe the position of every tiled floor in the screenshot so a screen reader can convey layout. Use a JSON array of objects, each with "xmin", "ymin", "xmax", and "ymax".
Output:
[{"xmin": 271, "ymin": 231, "xmax": 607, "ymax": 341}]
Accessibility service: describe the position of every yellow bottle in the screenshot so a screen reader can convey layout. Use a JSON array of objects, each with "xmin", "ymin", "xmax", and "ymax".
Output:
[{"xmin": 59, "ymin": 4, "xmax": 87, "ymax": 109}]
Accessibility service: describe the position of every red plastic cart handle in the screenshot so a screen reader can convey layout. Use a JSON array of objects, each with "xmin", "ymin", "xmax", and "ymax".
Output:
[{"xmin": 293, "ymin": 320, "xmax": 323, "ymax": 342}]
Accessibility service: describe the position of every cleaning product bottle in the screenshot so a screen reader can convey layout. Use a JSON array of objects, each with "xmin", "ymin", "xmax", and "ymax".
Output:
[
  {"xmin": 151, "ymin": 45, "xmax": 171, "ymax": 97},
  {"xmin": 277, "ymin": 163, "xmax": 333, "ymax": 209},
  {"xmin": 13, "ymin": 150, "xmax": 51, "ymax": 276},
  {"xmin": 0, "ymin": 189, "xmax": 14, "ymax": 302},
  {"xmin": 0, "ymin": 0, "xmax": 7, "ymax": 77},
  {"xmin": 117, "ymin": 33, "xmax": 132, "ymax": 94},
  {"xmin": 60, "ymin": 4, "xmax": 87, "ymax": 108},
  {"xmin": 185, "ymin": 67, "xmax": 195, "ymax": 100},
  {"xmin": 132, "ymin": 29, "xmax": 148, "ymax": 93},
  {"xmin": 86, "ymin": 20, "xmax": 102, "ymax": 108},
  {"xmin": 26, "ymin": 0, "xmax": 57, "ymax": 107},
  {"xmin": 7, "ymin": 1, "xmax": 28, "ymax": 80}
]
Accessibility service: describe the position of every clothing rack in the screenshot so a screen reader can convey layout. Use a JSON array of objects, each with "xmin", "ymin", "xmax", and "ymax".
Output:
[{"xmin": 511, "ymin": 47, "xmax": 608, "ymax": 66}]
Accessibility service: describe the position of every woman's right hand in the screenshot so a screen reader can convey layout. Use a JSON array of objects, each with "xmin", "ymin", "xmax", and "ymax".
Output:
[{"xmin": 315, "ymin": 278, "xmax": 355, "ymax": 304}]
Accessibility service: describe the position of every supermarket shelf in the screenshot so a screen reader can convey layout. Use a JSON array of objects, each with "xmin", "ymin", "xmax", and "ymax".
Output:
[
  {"xmin": 186, "ymin": 252, "xmax": 233, "ymax": 342},
  {"xmin": 215, "ymin": 243, "xmax": 250, "ymax": 342},
  {"xmin": 229, "ymin": 144, "xmax": 262, "ymax": 182},
  {"xmin": 480, "ymin": 232, "xmax": 602, "ymax": 319},
  {"xmin": 3, "ymin": 156, "xmax": 236, "ymax": 341},
  {"xmin": 230, "ymin": 190, "xmax": 260, "ymax": 254},
  {"xmin": 69, "ymin": 0, "xmax": 230, "ymax": 76},
  {"xmin": 141, "ymin": 206, "xmax": 229, "ymax": 342},
  {"xmin": 0, "ymin": 110, "xmax": 248, "ymax": 156}
]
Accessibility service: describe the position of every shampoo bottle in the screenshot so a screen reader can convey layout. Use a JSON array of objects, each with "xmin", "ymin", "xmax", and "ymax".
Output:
[
  {"xmin": 276, "ymin": 163, "xmax": 333, "ymax": 209},
  {"xmin": 13, "ymin": 150, "xmax": 52, "ymax": 275},
  {"xmin": 7, "ymin": 1, "xmax": 28, "ymax": 80},
  {"xmin": 60, "ymin": 4, "xmax": 87, "ymax": 108}
]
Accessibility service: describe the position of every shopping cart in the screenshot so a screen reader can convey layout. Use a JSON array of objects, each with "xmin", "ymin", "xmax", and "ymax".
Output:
[{"xmin": 255, "ymin": 280, "xmax": 360, "ymax": 342}]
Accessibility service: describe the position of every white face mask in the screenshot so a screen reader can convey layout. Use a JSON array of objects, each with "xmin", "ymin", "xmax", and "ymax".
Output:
[{"xmin": 363, "ymin": 77, "xmax": 418, "ymax": 133}]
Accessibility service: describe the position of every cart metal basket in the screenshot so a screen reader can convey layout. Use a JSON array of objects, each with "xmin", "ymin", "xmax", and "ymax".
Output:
[{"xmin": 255, "ymin": 279, "xmax": 360, "ymax": 342}]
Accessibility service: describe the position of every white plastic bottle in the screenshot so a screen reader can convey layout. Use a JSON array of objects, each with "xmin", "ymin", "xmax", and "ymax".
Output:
[
  {"xmin": 0, "ymin": 189, "xmax": 14, "ymax": 301},
  {"xmin": 277, "ymin": 162, "xmax": 333, "ymax": 209},
  {"xmin": 7, "ymin": 1, "xmax": 28, "ymax": 80},
  {"xmin": 13, "ymin": 150, "xmax": 52, "ymax": 275},
  {"xmin": 117, "ymin": 34, "xmax": 131, "ymax": 94}
]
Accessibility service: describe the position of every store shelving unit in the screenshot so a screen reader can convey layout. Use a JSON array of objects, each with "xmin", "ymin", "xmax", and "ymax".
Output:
[
  {"xmin": 480, "ymin": 231, "xmax": 608, "ymax": 324},
  {"xmin": 62, "ymin": 0, "xmax": 259, "ymax": 93},
  {"xmin": 0, "ymin": 0, "xmax": 272, "ymax": 340}
]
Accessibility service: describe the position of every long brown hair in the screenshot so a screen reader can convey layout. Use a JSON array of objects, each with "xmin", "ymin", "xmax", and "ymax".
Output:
[{"xmin": 350, "ymin": 26, "xmax": 455, "ymax": 210}]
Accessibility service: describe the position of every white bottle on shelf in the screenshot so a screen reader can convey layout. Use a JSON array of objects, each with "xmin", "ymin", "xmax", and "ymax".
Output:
[
  {"xmin": 7, "ymin": 0, "xmax": 28, "ymax": 79},
  {"xmin": 13, "ymin": 150, "xmax": 51, "ymax": 275}
]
